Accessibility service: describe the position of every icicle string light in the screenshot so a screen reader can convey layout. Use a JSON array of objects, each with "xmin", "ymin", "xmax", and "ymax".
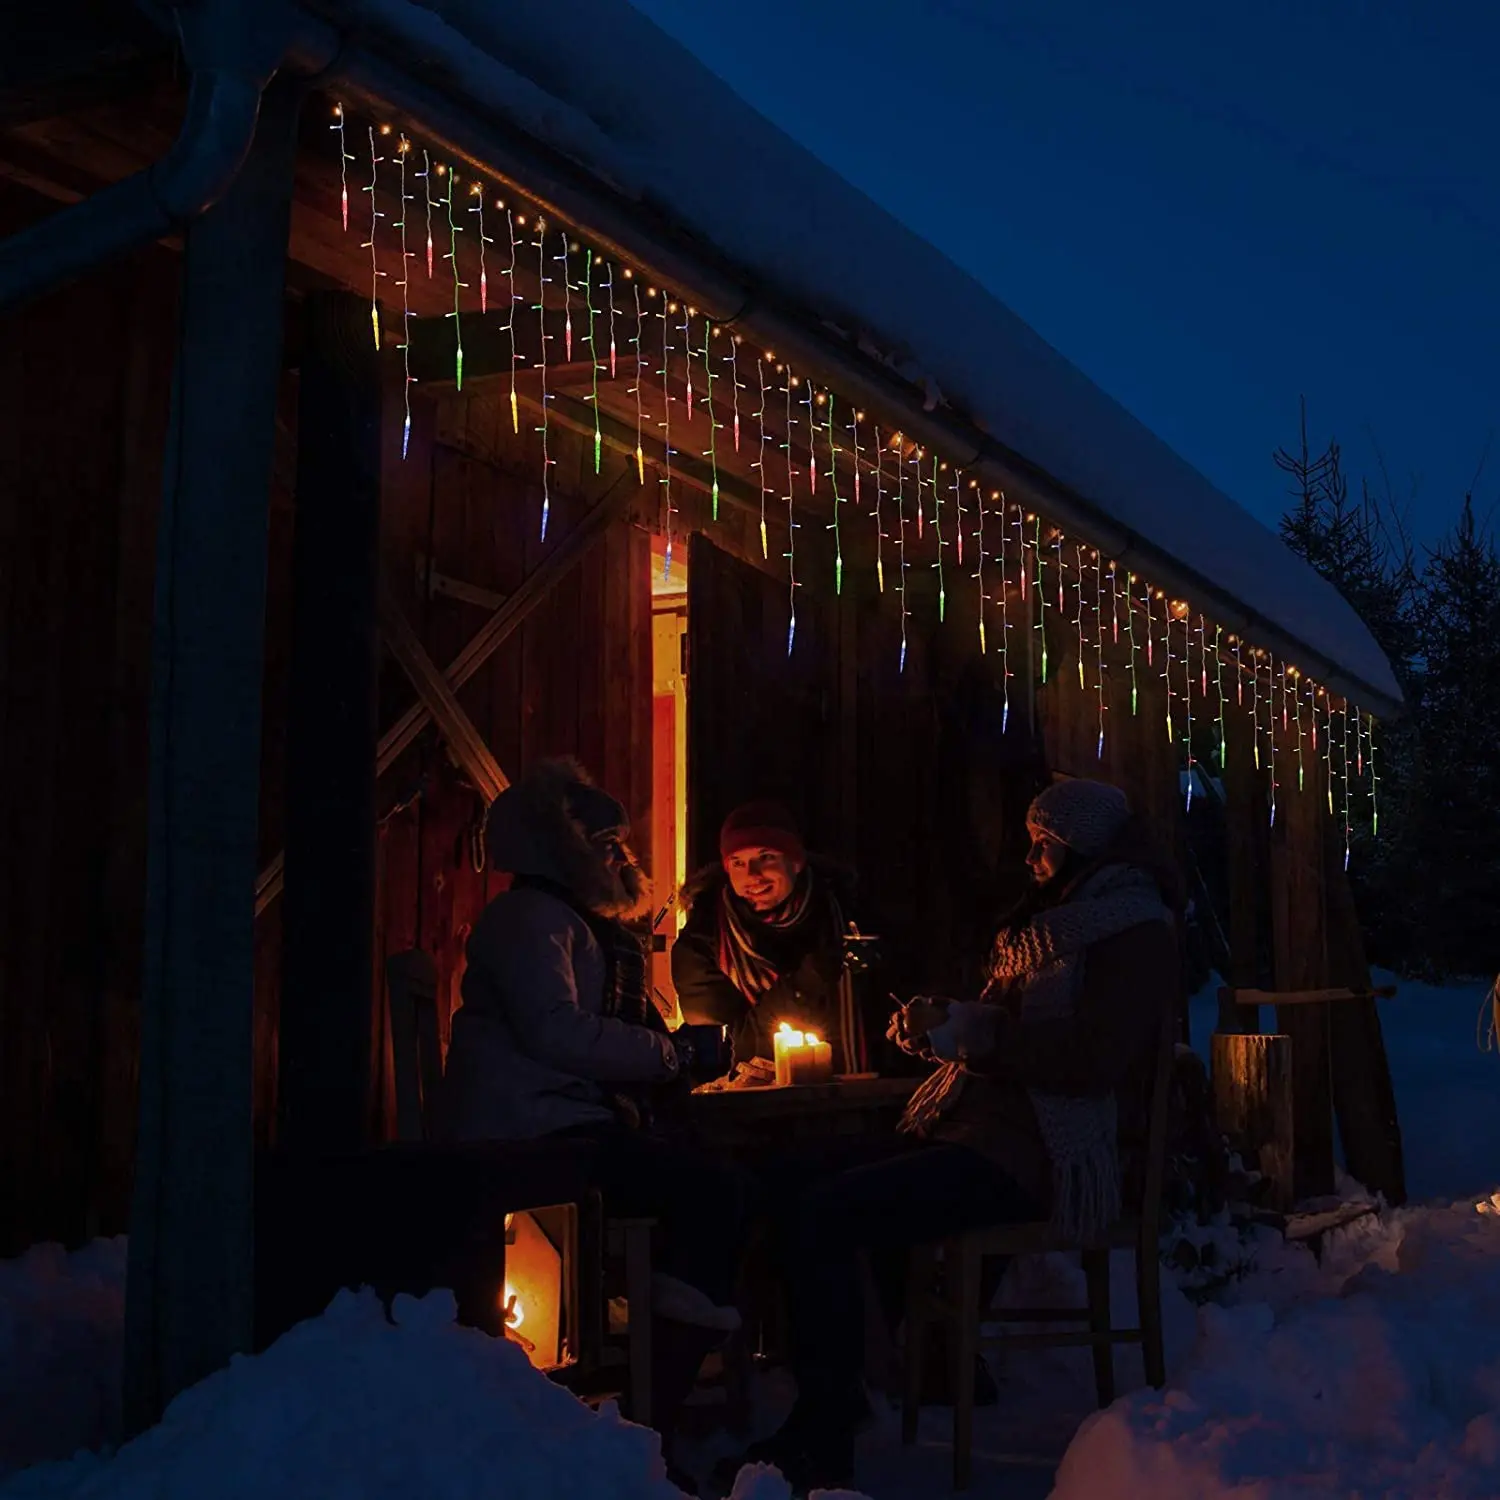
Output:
[
  {"xmin": 1033, "ymin": 515, "xmax": 1049, "ymax": 682},
  {"xmin": 421, "ymin": 149, "xmax": 435, "ymax": 277},
  {"xmin": 534, "ymin": 224, "xmax": 553, "ymax": 540},
  {"xmin": 470, "ymin": 184, "xmax": 490, "ymax": 313},
  {"xmin": 325, "ymin": 106, "xmax": 1383, "ymax": 834},
  {"xmin": 658, "ymin": 292, "xmax": 678, "ymax": 577},
  {"xmin": 952, "ymin": 466, "xmax": 965, "ymax": 566},
  {"xmin": 443, "ymin": 169, "xmax": 465, "ymax": 388},
  {"xmin": 362, "ymin": 127, "xmax": 384, "ymax": 351},
  {"xmin": 729, "ymin": 336, "xmax": 743, "ymax": 452},
  {"xmin": 754, "ymin": 357, "xmax": 769, "ymax": 558},
  {"xmin": 974, "ymin": 482, "xmax": 988, "ymax": 655},
  {"xmin": 390, "ymin": 138, "xmax": 416, "ymax": 460},
  {"xmin": 1094, "ymin": 552, "xmax": 1107, "ymax": 759},
  {"xmin": 1214, "ymin": 624, "xmax": 1226, "ymax": 769},
  {"xmin": 783, "ymin": 366, "xmax": 799, "ymax": 655},
  {"xmin": 1341, "ymin": 704, "xmax": 1354, "ymax": 867},
  {"xmin": 998, "ymin": 495, "xmax": 1012, "ymax": 731},
  {"xmin": 827, "ymin": 391, "xmax": 844, "ymax": 594},
  {"xmin": 894, "ymin": 433, "xmax": 911, "ymax": 671},
  {"xmin": 1074, "ymin": 544, "xmax": 1088, "ymax": 692},
  {"xmin": 603, "ymin": 260, "xmax": 618, "ymax": 380},
  {"xmin": 628, "ymin": 279, "xmax": 646, "ymax": 484},
  {"xmin": 932, "ymin": 454, "xmax": 946, "ymax": 623},
  {"xmin": 582, "ymin": 249, "xmax": 602, "ymax": 472},
  {"xmin": 503, "ymin": 209, "xmax": 520, "ymax": 434},
  {"xmin": 701, "ymin": 319, "xmax": 720, "ymax": 519},
  {"xmin": 333, "ymin": 104, "xmax": 353, "ymax": 231}
]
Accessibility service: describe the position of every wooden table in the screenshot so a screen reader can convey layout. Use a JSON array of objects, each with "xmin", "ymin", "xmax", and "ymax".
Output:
[{"xmin": 687, "ymin": 1076, "xmax": 919, "ymax": 1151}]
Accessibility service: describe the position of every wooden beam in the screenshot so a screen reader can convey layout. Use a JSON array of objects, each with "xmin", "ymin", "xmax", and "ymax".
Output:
[
  {"xmin": 278, "ymin": 288, "xmax": 383, "ymax": 1160},
  {"xmin": 254, "ymin": 466, "xmax": 636, "ymax": 914},
  {"xmin": 1222, "ymin": 985, "xmax": 1397, "ymax": 1008},
  {"xmin": 377, "ymin": 577, "xmax": 509, "ymax": 805}
]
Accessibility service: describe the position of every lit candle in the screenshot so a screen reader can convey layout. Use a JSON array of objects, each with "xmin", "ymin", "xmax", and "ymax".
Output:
[{"xmin": 774, "ymin": 1022, "xmax": 834, "ymax": 1086}]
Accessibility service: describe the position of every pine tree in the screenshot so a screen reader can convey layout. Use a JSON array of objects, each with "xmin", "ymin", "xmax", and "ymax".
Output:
[
  {"xmin": 1275, "ymin": 402, "xmax": 1422, "ymax": 969},
  {"xmin": 1410, "ymin": 500, "xmax": 1500, "ymax": 976}
]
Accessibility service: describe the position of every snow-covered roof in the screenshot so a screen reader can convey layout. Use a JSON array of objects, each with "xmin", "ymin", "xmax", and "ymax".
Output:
[{"xmin": 342, "ymin": 0, "xmax": 1401, "ymax": 712}]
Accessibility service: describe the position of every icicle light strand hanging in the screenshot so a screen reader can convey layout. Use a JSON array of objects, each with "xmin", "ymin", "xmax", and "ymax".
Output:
[
  {"xmin": 932, "ymin": 453, "xmax": 946, "ymax": 622},
  {"xmin": 333, "ymin": 104, "xmax": 353, "ymax": 231},
  {"xmin": 754, "ymin": 356, "xmax": 769, "ymax": 558},
  {"xmin": 783, "ymin": 366, "xmax": 799, "ymax": 655},
  {"xmin": 658, "ymin": 293, "xmax": 678, "ymax": 577},
  {"xmin": 827, "ymin": 391, "xmax": 843, "ymax": 594},
  {"xmin": 894, "ymin": 435, "xmax": 911, "ymax": 671},
  {"xmin": 1033, "ymin": 515, "xmax": 1049, "ymax": 682},
  {"xmin": 443, "ymin": 168, "xmax": 465, "ymax": 388},
  {"xmin": 362, "ymin": 127, "xmax": 384, "ymax": 351},
  {"xmin": 973, "ymin": 482, "xmax": 988, "ymax": 655},
  {"xmin": 1124, "ymin": 571, "xmax": 1140, "ymax": 714},
  {"xmin": 702, "ymin": 319, "xmax": 720, "ymax": 519},
  {"xmin": 470, "ymin": 183, "xmax": 490, "ymax": 313},
  {"xmin": 872, "ymin": 428, "xmax": 886, "ymax": 593},
  {"xmin": 729, "ymin": 335, "xmax": 743, "ymax": 452},
  {"xmin": 1095, "ymin": 553, "xmax": 1107, "ymax": 758},
  {"xmin": 503, "ymin": 209, "xmax": 520, "ymax": 433},
  {"xmin": 584, "ymin": 249, "xmax": 601, "ymax": 472},
  {"xmin": 952, "ymin": 467, "xmax": 965, "ymax": 566},
  {"xmin": 1074, "ymin": 544, "xmax": 1088, "ymax": 692},
  {"xmin": 534, "ymin": 223, "xmax": 553, "ymax": 540},
  {"xmin": 998, "ymin": 494, "xmax": 1012, "ymax": 731},
  {"xmin": 421, "ymin": 149, "xmax": 435, "ymax": 277},
  {"xmin": 629, "ymin": 278, "xmax": 646, "ymax": 485}
]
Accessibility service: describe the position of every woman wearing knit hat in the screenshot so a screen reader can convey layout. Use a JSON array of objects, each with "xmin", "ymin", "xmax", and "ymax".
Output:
[
  {"xmin": 672, "ymin": 801, "xmax": 874, "ymax": 1079},
  {"xmin": 743, "ymin": 777, "xmax": 1183, "ymax": 1492}
]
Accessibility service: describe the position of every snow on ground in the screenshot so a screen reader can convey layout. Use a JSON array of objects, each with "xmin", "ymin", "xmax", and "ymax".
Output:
[
  {"xmin": 1, "ymin": 972, "xmax": 1495, "ymax": 1497},
  {"xmin": 0, "ymin": 1239, "xmax": 125, "ymax": 1481},
  {"xmin": 1052, "ymin": 1194, "xmax": 1500, "ymax": 1499}
]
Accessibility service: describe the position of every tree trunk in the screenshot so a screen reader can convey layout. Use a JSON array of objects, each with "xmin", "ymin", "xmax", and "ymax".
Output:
[{"xmin": 1211, "ymin": 1032, "xmax": 1295, "ymax": 1212}]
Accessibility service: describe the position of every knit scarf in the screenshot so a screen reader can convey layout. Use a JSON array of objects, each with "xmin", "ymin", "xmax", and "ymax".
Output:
[
  {"xmin": 716, "ymin": 870, "xmax": 866, "ymax": 1074},
  {"xmin": 899, "ymin": 862, "xmax": 1173, "ymax": 1243}
]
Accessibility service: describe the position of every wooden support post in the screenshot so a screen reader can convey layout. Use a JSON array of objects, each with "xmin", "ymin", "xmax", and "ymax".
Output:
[
  {"xmin": 277, "ymin": 289, "xmax": 383, "ymax": 1157},
  {"xmin": 1210, "ymin": 1032, "xmax": 1295, "ymax": 1211},
  {"xmin": 1270, "ymin": 768, "xmax": 1334, "ymax": 1201},
  {"xmin": 124, "ymin": 82, "xmax": 301, "ymax": 1433}
]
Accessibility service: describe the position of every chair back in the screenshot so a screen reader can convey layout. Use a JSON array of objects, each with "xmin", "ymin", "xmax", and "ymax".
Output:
[
  {"xmin": 1136, "ymin": 1001, "xmax": 1178, "ymax": 1242},
  {"xmin": 388, "ymin": 949, "xmax": 443, "ymax": 1143}
]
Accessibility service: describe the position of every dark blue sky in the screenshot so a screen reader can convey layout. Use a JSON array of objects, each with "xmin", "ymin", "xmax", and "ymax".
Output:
[{"xmin": 631, "ymin": 0, "xmax": 1497, "ymax": 545}]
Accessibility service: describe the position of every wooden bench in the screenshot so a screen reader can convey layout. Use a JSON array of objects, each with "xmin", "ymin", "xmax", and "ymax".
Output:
[
  {"xmin": 385, "ymin": 948, "xmax": 657, "ymax": 1423},
  {"xmin": 902, "ymin": 1013, "xmax": 1175, "ymax": 1491}
]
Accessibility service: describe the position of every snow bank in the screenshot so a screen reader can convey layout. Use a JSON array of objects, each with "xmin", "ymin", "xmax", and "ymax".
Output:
[
  {"xmin": 1052, "ymin": 1194, "xmax": 1500, "ymax": 1499},
  {"xmin": 0, "ymin": 1238, "xmax": 126, "ymax": 1481},
  {"xmin": 0, "ymin": 1289, "xmax": 687, "ymax": 1500}
]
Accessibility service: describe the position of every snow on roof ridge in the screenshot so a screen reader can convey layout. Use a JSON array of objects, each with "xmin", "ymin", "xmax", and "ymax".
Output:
[{"xmin": 360, "ymin": 0, "xmax": 1401, "ymax": 708}]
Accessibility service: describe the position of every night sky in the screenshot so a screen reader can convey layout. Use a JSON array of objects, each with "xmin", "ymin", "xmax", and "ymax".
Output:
[{"xmin": 630, "ymin": 0, "xmax": 1497, "ymax": 546}]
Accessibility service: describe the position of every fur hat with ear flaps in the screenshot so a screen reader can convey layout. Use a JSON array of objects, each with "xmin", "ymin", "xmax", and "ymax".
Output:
[{"xmin": 484, "ymin": 758, "xmax": 650, "ymax": 920}]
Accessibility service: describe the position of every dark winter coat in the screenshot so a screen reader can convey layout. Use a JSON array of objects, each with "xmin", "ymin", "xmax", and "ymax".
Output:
[
  {"xmin": 932, "ymin": 824, "xmax": 1183, "ymax": 1211},
  {"xmin": 435, "ymin": 761, "xmax": 679, "ymax": 1143},
  {"xmin": 672, "ymin": 861, "xmax": 867, "ymax": 1070}
]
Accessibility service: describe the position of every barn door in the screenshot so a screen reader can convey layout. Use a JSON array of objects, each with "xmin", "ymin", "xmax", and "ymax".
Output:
[{"xmin": 686, "ymin": 535, "xmax": 842, "ymax": 876}]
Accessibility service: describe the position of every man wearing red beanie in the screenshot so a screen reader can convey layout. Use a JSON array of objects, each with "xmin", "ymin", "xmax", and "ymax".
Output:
[{"xmin": 672, "ymin": 802, "xmax": 871, "ymax": 1076}]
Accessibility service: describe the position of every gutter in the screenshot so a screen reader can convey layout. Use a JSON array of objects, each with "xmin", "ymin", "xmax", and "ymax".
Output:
[
  {"xmin": 310, "ymin": 6, "xmax": 1402, "ymax": 719},
  {"xmin": 0, "ymin": 0, "xmax": 337, "ymax": 316}
]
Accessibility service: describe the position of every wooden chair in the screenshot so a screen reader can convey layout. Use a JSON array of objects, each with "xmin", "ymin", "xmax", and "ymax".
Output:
[
  {"xmin": 901, "ymin": 1012, "xmax": 1176, "ymax": 1490},
  {"xmin": 384, "ymin": 949, "xmax": 657, "ymax": 1423}
]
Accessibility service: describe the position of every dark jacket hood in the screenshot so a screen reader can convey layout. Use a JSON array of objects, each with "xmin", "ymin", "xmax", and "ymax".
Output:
[{"xmin": 484, "ymin": 758, "xmax": 650, "ymax": 920}]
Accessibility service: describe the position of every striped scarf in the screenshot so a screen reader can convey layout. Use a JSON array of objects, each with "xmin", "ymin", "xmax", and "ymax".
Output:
[
  {"xmin": 716, "ymin": 870, "xmax": 866, "ymax": 1074},
  {"xmin": 899, "ymin": 863, "xmax": 1172, "ymax": 1242}
]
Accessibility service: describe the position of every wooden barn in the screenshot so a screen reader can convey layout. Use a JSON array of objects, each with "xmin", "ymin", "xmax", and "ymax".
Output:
[{"xmin": 1, "ymin": 0, "xmax": 1406, "ymax": 1425}]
